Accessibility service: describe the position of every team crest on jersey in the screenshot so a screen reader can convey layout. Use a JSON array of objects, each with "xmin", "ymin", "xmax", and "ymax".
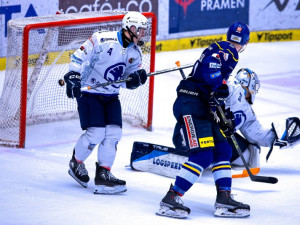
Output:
[
  {"xmin": 234, "ymin": 110, "xmax": 246, "ymax": 129},
  {"xmin": 104, "ymin": 62, "xmax": 126, "ymax": 88}
]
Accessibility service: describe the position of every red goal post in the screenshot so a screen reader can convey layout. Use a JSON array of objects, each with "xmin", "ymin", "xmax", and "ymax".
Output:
[{"xmin": 0, "ymin": 11, "xmax": 157, "ymax": 148}]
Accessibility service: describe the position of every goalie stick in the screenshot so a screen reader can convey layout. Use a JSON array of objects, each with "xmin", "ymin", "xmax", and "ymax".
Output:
[
  {"xmin": 58, "ymin": 63, "xmax": 194, "ymax": 90},
  {"xmin": 217, "ymin": 106, "xmax": 278, "ymax": 184}
]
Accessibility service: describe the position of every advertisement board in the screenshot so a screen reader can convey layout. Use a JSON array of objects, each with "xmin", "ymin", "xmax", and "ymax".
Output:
[
  {"xmin": 250, "ymin": 0, "xmax": 300, "ymax": 31},
  {"xmin": 169, "ymin": 0, "xmax": 249, "ymax": 34},
  {"xmin": 59, "ymin": 0, "xmax": 158, "ymax": 16},
  {"xmin": 0, "ymin": 0, "xmax": 300, "ymax": 62},
  {"xmin": 0, "ymin": 0, "xmax": 58, "ymax": 58}
]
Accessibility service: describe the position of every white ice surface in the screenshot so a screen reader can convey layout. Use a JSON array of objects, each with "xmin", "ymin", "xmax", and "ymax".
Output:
[{"xmin": 0, "ymin": 41, "xmax": 300, "ymax": 225}]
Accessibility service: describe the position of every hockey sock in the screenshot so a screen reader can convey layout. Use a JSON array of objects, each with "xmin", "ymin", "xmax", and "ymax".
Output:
[
  {"xmin": 173, "ymin": 161, "xmax": 204, "ymax": 195},
  {"xmin": 212, "ymin": 142, "xmax": 232, "ymax": 188},
  {"xmin": 212, "ymin": 160, "xmax": 232, "ymax": 188},
  {"xmin": 97, "ymin": 125, "xmax": 122, "ymax": 168},
  {"xmin": 74, "ymin": 127, "xmax": 105, "ymax": 162}
]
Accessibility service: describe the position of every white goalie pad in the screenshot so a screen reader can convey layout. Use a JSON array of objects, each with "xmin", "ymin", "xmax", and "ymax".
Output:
[
  {"xmin": 130, "ymin": 142, "xmax": 189, "ymax": 180},
  {"xmin": 231, "ymin": 144, "xmax": 260, "ymax": 170}
]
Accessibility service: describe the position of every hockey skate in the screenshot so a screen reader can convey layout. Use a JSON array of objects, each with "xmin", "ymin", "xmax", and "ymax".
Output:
[
  {"xmin": 156, "ymin": 184, "xmax": 190, "ymax": 219},
  {"xmin": 214, "ymin": 190, "xmax": 250, "ymax": 218},
  {"xmin": 94, "ymin": 162, "xmax": 127, "ymax": 194},
  {"xmin": 68, "ymin": 155, "xmax": 90, "ymax": 188}
]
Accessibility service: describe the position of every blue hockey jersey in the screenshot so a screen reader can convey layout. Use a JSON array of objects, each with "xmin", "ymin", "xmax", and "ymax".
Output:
[{"xmin": 177, "ymin": 41, "xmax": 239, "ymax": 98}]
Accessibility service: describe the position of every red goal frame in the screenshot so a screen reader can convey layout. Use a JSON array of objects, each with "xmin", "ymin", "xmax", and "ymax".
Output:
[{"xmin": 19, "ymin": 12, "xmax": 157, "ymax": 148}]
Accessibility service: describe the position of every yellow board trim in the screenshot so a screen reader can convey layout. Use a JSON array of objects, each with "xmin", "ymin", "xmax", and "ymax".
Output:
[{"xmin": 1, "ymin": 29, "xmax": 299, "ymax": 71}]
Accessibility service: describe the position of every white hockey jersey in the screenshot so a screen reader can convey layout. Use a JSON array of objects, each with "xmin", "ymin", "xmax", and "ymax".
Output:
[
  {"xmin": 225, "ymin": 77, "xmax": 276, "ymax": 147},
  {"xmin": 69, "ymin": 30, "xmax": 143, "ymax": 95}
]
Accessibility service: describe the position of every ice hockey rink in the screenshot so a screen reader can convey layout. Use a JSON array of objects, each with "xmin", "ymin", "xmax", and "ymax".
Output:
[{"xmin": 0, "ymin": 41, "xmax": 299, "ymax": 225}]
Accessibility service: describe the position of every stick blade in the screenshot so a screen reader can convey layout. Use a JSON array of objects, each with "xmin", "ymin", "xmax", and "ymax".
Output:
[{"xmin": 251, "ymin": 175, "xmax": 278, "ymax": 184}]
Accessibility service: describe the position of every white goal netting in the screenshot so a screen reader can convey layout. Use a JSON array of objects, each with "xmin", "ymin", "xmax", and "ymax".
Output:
[{"xmin": 0, "ymin": 11, "xmax": 156, "ymax": 148}]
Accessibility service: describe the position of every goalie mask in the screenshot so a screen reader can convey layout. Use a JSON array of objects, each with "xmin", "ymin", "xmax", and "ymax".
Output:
[
  {"xmin": 236, "ymin": 68, "xmax": 260, "ymax": 104},
  {"xmin": 122, "ymin": 11, "xmax": 148, "ymax": 46}
]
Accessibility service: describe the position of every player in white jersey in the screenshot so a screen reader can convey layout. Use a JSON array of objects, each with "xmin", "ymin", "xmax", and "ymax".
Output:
[
  {"xmin": 64, "ymin": 11, "xmax": 149, "ymax": 194},
  {"xmin": 223, "ymin": 68, "xmax": 299, "ymax": 168}
]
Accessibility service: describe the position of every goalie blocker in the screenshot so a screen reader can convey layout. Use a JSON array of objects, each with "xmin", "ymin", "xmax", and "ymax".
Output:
[
  {"xmin": 130, "ymin": 133, "xmax": 260, "ymax": 180},
  {"xmin": 131, "ymin": 117, "xmax": 300, "ymax": 179}
]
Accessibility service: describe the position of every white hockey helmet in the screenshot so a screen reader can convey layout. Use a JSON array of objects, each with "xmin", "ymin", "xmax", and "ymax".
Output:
[
  {"xmin": 122, "ymin": 11, "xmax": 148, "ymax": 34},
  {"xmin": 235, "ymin": 68, "xmax": 260, "ymax": 104}
]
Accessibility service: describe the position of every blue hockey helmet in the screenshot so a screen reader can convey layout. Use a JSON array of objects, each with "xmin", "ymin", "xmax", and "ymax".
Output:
[{"xmin": 227, "ymin": 22, "xmax": 250, "ymax": 46}]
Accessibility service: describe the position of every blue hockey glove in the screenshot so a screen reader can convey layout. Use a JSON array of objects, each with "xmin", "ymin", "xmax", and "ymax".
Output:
[
  {"xmin": 64, "ymin": 71, "xmax": 82, "ymax": 98},
  {"xmin": 209, "ymin": 84, "xmax": 229, "ymax": 108},
  {"xmin": 137, "ymin": 69, "xmax": 147, "ymax": 85},
  {"xmin": 126, "ymin": 69, "xmax": 147, "ymax": 89}
]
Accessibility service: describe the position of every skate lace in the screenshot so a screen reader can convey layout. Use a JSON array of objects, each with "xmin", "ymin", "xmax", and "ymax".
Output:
[
  {"xmin": 106, "ymin": 170, "xmax": 118, "ymax": 181},
  {"xmin": 172, "ymin": 192, "xmax": 184, "ymax": 206},
  {"xmin": 76, "ymin": 163, "xmax": 88, "ymax": 176}
]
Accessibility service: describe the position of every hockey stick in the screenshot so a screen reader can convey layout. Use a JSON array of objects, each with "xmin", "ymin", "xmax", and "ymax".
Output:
[
  {"xmin": 58, "ymin": 63, "xmax": 194, "ymax": 90},
  {"xmin": 217, "ymin": 106, "xmax": 278, "ymax": 184}
]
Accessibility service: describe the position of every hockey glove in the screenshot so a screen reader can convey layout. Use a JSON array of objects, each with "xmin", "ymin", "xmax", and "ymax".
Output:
[
  {"xmin": 64, "ymin": 71, "xmax": 82, "ymax": 98},
  {"xmin": 218, "ymin": 108, "xmax": 235, "ymax": 137},
  {"xmin": 126, "ymin": 69, "xmax": 147, "ymax": 89},
  {"xmin": 138, "ymin": 69, "xmax": 148, "ymax": 85},
  {"xmin": 209, "ymin": 84, "xmax": 229, "ymax": 108}
]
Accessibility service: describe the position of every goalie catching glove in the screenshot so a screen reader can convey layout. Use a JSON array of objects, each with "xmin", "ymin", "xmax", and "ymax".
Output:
[
  {"xmin": 64, "ymin": 71, "xmax": 82, "ymax": 98},
  {"xmin": 267, "ymin": 117, "xmax": 300, "ymax": 161},
  {"xmin": 272, "ymin": 117, "xmax": 300, "ymax": 148},
  {"xmin": 126, "ymin": 69, "xmax": 147, "ymax": 89}
]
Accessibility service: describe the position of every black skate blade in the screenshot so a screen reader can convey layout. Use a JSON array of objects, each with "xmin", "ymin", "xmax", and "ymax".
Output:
[{"xmin": 68, "ymin": 170, "xmax": 88, "ymax": 188}]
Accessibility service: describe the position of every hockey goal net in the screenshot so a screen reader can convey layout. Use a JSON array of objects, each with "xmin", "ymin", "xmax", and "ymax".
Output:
[{"xmin": 0, "ymin": 11, "xmax": 156, "ymax": 148}]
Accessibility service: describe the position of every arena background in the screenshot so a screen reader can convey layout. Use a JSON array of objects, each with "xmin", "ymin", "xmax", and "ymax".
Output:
[{"xmin": 0, "ymin": 0, "xmax": 300, "ymax": 70}]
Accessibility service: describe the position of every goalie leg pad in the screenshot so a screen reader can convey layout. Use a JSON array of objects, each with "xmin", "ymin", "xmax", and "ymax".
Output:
[{"xmin": 130, "ymin": 142, "xmax": 189, "ymax": 179}]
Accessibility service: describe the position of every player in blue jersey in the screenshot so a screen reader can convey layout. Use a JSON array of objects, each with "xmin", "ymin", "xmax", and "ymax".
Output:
[
  {"xmin": 64, "ymin": 12, "xmax": 149, "ymax": 194},
  {"xmin": 156, "ymin": 22, "xmax": 251, "ymax": 218}
]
